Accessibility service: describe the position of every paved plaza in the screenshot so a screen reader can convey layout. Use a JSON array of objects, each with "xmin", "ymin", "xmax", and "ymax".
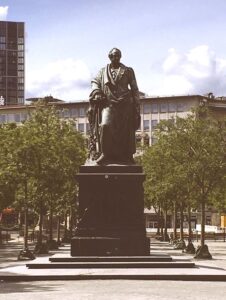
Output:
[{"xmin": 1, "ymin": 235, "xmax": 226, "ymax": 299}]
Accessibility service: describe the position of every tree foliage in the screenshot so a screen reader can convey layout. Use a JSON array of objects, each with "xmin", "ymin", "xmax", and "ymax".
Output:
[
  {"xmin": 0, "ymin": 103, "xmax": 86, "ymax": 246},
  {"xmin": 142, "ymin": 107, "xmax": 226, "ymax": 245}
]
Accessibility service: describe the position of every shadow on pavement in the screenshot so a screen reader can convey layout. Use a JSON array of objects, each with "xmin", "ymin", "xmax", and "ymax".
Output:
[{"xmin": 0, "ymin": 281, "xmax": 65, "ymax": 294}]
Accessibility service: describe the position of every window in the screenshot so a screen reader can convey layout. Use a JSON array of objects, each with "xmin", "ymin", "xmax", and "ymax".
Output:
[
  {"xmin": 79, "ymin": 107, "xmax": 85, "ymax": 117},
  {"xmin": 0, "ymin": 114, "xmax": 6, "ymax": 123},
  {"xmin": 18, "ymin": 71, "xmax": 24, "ymax": 77},
  {"xmin": 18, "ymin": 58, "xmax": 24, "ymax": 64},
  {"xmin": 160, "ymin": 103, "xmax": 168, "ymax": 113},
  {"xmin": 18, "ymin": 91, "xmax": 24, "ymax": 97},
  {"xmin": 169, "ymin": 103, "xmax": 177, "ymax": 112},
  {"xmin": 8, "ymin": 51, "xmax": 17, "ymax": 57},
  {"xmin": 71, "ymin": 108, "xmax": 79, "ymax": 117},
  {"xmin": 0, "ymin": 44, "xmax": 5, "ymax": 50},
  {"xmin": 18, "ymin": 78, "xmax": 24, "ymax": 84},
  {"xmin": 86, "ymin": 123, "xmax": 90, "ymax": 133},
  {"xmin": 18, "ymin": 51, "xmax": 24, "ymax": 57},
  {"xmin": 18, "ymin": 37, "xmax": 24, "ymax": 44},
  {"xmin": 18, "ymin": 64, "xmax": 24, "ymax": 71},
  {"xmin": 151, "ymin": 120, "xmax": 158, "ymax": 130},
  {"xmin": 18, "ymin": 44, "xmax": 24, "ymax": 51},
  {"xmin": 63, "ymin": 109, "xmax": 70, "ymax": 118},
  {"xmin": 7, "ymin": 114, "xmax": 15, "ymax": 122},
  {"xmin": 143, "ymin": 103, "xmax": 151, "ymax": 114},
  {"xmin": 14, "ymin": 114, "xmax": 20, "ymax": 123},
  {"xmin": 151, "ymin": 103, "xmax": 158, "ymax": 113},
  {"xmin": 177, "ymin": 102, "xmax": 187, "ymax": 112},
  {"xmin": 78, "ymin": 123, "xmax": 84, "ymax": 132},
  {"xmin": 0, "ymin": 36, "xmax": 6, "ymax": 43},
  {"xmin": 18, "ymin": 98, "xmax": 24, "ymax": 104},
  {"xmin": 143, "ymin": 120, "xmax": 149, "ymax": 131}
]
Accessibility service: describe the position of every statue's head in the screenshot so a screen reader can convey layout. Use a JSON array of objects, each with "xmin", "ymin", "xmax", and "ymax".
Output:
[{"xmin": 108, "ymin": 48, "xmax": 121, "ymax": 65}]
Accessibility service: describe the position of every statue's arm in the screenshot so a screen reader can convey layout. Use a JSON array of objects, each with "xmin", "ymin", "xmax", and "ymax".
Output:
[
  {"xmin": 90, "ymin": 69, "xmax": 103, "ymax": 97},
  {"xmin": 129, "ymin": 67, "xmax": 140, "ymax": 110}
]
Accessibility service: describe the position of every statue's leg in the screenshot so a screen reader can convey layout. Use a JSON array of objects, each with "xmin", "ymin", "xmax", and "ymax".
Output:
[{"xmin": 96, "ymin": 107, "xmax": 114, "ymax": 164}]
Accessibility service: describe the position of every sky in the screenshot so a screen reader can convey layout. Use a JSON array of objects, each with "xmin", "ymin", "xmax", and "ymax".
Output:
[{"xmin": 1, "ymin": 0, "xmax": 226, "ymax": 101}]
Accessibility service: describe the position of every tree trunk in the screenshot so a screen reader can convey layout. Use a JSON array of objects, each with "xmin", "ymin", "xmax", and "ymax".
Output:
[
  {"xmin": 49, "ymin": 200, "xmax": 53, "ymax": 242},
  {"xmin": 57, "ymin": 215, "xmax": 61, "ymax": 244},
  {"xmin": 188, "ymin": 204, "xmax": 192, "ymax": 241},
  {"xmin": 156, "ymin": 206, "xmax": 161, "ymax": 235},
  {"xmin": 160, "ymin": 209, "xmax": 164, "ymax": 237},
  {"xmin": 180, "ymin": 204, "xmax": 184, "ymax": 240},
  {"xmin": 24, "ymin": 181, "xmax": 28, "ymax": 250},
  {"xmin": 24, "ymin": 207, "xmax": 28, "ymax": 249},
  {"xmin": 201, "ymin": 200, "xmax": 205, "ymax": 247},
  {"xmin": 173, "ymin": 202, "xmax": 178, "ymax": 240},
  {"xmin": 69, "ymin": 206, "xmax": 74, "ymax": 239},
  {"xmin": 64, "ymin": 211, "xmax": 68, "ymax": 237},
  {"xmin": 38, "ymin": 201, "xmax": 43, "ymax": 245},
  {"xmin": 164, "ymin": 208, "xmax": 168, "ymax": 241}
]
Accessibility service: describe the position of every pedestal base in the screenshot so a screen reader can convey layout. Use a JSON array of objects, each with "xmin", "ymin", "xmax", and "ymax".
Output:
[{"xmin": 71, "ymin": 165, "xmax": 149, "ymax": 256}]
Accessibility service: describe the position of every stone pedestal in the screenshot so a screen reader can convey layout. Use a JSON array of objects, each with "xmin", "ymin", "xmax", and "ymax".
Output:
[{"xmin": 71, "ymin": 165, "xmax": 149, "ymax": 256}]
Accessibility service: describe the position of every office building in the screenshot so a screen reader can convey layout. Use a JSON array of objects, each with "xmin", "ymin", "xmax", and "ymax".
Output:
[{"xmin": 0, "ymin": 21, "xmax": 25, "ymax": 105}]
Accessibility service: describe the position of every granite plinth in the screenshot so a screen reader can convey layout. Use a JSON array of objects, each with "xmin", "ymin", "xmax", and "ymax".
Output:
[{"xmin": 71, "ymin": 165, "xmax": 149, "ymax": 256}]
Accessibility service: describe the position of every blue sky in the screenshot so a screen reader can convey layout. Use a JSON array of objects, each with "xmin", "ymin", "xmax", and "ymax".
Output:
[{"xmin": 1, "ymin": 0, "xmax": 226, "ymax": 101}]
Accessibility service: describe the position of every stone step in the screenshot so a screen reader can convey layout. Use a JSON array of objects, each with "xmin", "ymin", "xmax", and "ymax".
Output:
[
  {"xmin": 26, "ymin": 261, "xmax": 195, "ymax": 269},
  {"xmin": 49, "ymin": 255, "xmax": 172, "ymax": 262},
  {"xmin": 2, "ymin": 274, "xmax": 226, "ymax": 281}
]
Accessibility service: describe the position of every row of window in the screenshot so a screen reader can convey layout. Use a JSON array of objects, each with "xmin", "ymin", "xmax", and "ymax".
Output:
[
  {"xmin": 59, "ymin": 107, "xmax": 88, "ymax": 118},
  {"xmin": 0, "ymin": 43, "xmax": 24, "ymax": 51},
  {"xmin": 0, "ymin": 37, "xmax": 24, "ymax": 44},
  {"xmin": 0, "ymin": 58, "xmax": 24, "ymax": 65},
  {"xmin": 0, "ymin": 70, "xmax": 24, "ymax": 76},
  {"xmin": 143, "ymin": 102, "xmax": 187, "ymax": 114},
  {"xmin": 0, "ymin": 50, "xmax": 24, "ymax": 57},
  {"xmin": 0, "ymin": 77, "xmax": 24, "ymax": 84},
  {"xmin": 0, "ymin": 113, "xmax": 90, "ymax": 131},
  {"xmin": 143, "ymin": 120, "xmax": 158, "ymax": 131},
  {"xmin": 136, "ymin": 136, "xmax": 157, "ymax": 146}
]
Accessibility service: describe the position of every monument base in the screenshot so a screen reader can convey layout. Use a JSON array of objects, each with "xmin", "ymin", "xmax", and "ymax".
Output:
[{"xmin": 71, "ymin": 165, "xmax": 149, "ymax": 256}]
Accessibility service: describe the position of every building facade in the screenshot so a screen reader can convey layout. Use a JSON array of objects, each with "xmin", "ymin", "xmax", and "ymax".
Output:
[
  {"xmin": 0, "ymin": 94, "xmax": 225, "ymax": 229},
  {"xmin": 0, "ymin": 94, "xmax": 224, "ymax": 142},
  {"xmin": 0, "ymin": 21, "xmax": 25, "ymax": 106}
]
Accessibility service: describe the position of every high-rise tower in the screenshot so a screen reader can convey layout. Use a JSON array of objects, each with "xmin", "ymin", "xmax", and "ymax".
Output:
[{"xmin": 0, "ymin": 21, "xmax": 25, "ymax": 105}]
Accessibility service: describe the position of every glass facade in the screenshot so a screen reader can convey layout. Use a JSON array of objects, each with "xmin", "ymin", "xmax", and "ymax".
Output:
[
  {"xmin": 143, "ymin": 120, "xmax": 149, "ymax": 131},
  {"xmin": 0, "ymin": 21, "xmax": 25, "ymax": 105}
]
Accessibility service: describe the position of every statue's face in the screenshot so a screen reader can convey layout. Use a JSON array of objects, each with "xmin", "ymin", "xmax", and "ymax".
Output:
[{"xmin": 109, "ymin": 50, "xmax": 121, "ymax": 65}]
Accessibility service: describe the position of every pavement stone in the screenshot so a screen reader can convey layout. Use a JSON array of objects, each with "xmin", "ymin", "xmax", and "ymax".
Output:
[{"xmin": 1, "ymin": 237, "xmax": 226, "ymax": 299}]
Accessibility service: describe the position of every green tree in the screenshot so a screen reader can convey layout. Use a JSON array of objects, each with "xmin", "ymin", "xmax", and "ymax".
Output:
[{"xmin": 142, "ymin": 107, "xmax": 226, "ymax": 258}]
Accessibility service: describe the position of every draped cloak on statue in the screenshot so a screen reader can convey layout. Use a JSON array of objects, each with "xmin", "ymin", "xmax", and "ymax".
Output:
[{"xmin": 88, "ymin": 63, "xmax": 140, "ymax": 163}]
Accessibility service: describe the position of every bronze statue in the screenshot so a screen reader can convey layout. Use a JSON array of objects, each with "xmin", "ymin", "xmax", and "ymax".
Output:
[{"xmin": 88, "ymin": 48, "xmax": 140, "ymax": 165}]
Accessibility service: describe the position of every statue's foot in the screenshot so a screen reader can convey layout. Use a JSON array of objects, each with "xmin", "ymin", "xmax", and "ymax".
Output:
[{"xmin": 95, "ymin": 154, "xmax": 108, "ymax": 165}]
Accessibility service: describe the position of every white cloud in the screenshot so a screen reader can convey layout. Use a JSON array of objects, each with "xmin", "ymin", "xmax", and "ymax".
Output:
[
  {"xmin": 26, "ymin": 59, "xmax": 91, "ymax": 101},
  {"xmin": 0, "ymin": 6, "xmax": 8, "ymax": 20},
  {"xmin": 150, "ymin": 45, "xmax": 226, "ymax": 96}
]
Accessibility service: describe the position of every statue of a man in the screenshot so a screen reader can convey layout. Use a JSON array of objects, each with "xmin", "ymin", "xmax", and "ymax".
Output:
[{"xmin": 88, "ymin": 48, "xmax": 140, "ymax": 165}]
